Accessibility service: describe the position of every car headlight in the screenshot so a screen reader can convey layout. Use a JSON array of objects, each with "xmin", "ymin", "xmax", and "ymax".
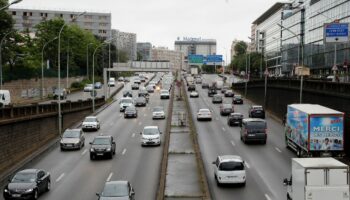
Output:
[
  {"xmin": 155, "ymin": 137, "xmax": 160, "ymax": 140},
  {"xmin": 26, "ymin": 188, "xmax": 34, "ymax": 192},
  {"xmin": 90, "ymin": 148, "xmax": 95, "ymax": 152},
  {"xmin": 4, "ymin": 188, "xmax": 8, "ymax": 193},
  {"xmin": 106, "ymin": 148, "xmax": 111, "ymax": 152}
]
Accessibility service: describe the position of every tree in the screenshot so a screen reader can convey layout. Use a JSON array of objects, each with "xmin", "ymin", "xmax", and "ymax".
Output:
[
  {"xmin": 0, "ymin": 0, "xmax": 13, "ymax": 37},
  {"xmin": 234, "ymin": 41, "xmax": 247, "ymax": 55}
]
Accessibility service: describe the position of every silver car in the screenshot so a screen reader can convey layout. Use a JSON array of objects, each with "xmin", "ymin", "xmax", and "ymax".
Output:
[{"xmin": 60, "ymin": 129, "xmax": 85, "ymax": 150}]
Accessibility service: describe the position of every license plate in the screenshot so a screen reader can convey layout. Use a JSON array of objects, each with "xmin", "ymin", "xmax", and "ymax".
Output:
[
  {"xmin": 248, "ymin": 134, "xmax": 255, "ymax": 136},
  {"xmin": 12, "ymin": 194, "xmax": 21, "ymax": 197},
  {"xmin": 256, "ymin": 111, "xmax": 261, "ymax": 113},
  {"xmin": 227, "ymin": 176, "xmax": 237, "ymax": 178},
  {"xmin": 97, "ymin": 153, "xmax": 103, "ymax": 156}
]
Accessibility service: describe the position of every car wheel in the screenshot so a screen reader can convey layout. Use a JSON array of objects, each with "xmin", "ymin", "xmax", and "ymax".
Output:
[
  {"xmin": 262, "ymin": 140, "xmax": 266, "ymax": 145},
  {"xmin": 241, "ymin": 181, "xmax": 246, "ymax": 187},
  {"xmin": 90, "ymin": 154, "xmax": 94, "ymax": 160},
  {"xmin": 109, "ymin": 152, "xmax": 113, "ymax": 159},
  {"xmin": 46, "ymin": 180, "xmax": 51, "ymax": 191},
  {"xmin": 33, "ymin": 189, "xmax": 38, "ymax": 200},
  {"xmin": 60, "ymin": 147, "xmax": 64, "ymax": 151}
]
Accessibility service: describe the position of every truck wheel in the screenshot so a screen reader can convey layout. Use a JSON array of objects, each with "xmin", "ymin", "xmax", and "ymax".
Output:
[{"xmin": 296, "ymin": 148, "xmax": 302, "ymax": 158}]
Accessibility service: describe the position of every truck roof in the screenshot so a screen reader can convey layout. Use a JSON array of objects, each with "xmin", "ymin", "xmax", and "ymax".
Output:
[
  {"xmin": 288, "ymin": 104, "xmax": 343, "ymax": 115},
  {"xmin": 292, "ymin": 158, "xmax": 347, "ymax": 168}
]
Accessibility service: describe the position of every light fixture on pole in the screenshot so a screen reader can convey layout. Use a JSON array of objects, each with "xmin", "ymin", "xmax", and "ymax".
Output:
[
  {"xmin": 41, "ymin": 37, "xmax": 58, "ymax": 99},
  {"xmin": 0, "ymin": 0, "xmax": 22, "ymax": 11}
]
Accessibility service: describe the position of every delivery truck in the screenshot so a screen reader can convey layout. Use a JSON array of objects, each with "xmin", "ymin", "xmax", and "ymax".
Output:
[
  {"xmin": 283, "ymin": 158, "xmax": 349, "ymax": 200},
  {"xmin": 285, "ymin": 104, "xmax": 344, "ymax": 157},
  {"xmin": 190, "ymin": 67, "xmax": 198, "ymax": 75}
]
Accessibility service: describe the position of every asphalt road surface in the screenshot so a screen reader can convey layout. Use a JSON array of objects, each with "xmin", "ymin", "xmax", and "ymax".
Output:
[{"xmin": 187, "ymin": 74, "xmax": 295, "ymax": 200}]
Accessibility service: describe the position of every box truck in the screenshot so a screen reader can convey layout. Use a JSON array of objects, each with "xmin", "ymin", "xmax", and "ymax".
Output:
[
  {"xmin": 190, "ymin": 67, "xmax": 198, "ymax": 75},
  {"xmin": 285, "ymin": 104, "xmax": 344, "ymax": 157},
  {"xmin": 0, "ymin": 90, "xmax": 11, "ymax": 108},
  {"xmin": 283, "ymin": 158, "xmax": 349, "ymax": 200}
]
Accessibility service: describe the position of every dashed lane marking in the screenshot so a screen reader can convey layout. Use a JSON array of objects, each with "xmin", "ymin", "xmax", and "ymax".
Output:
[
  {"xmin": 222, "ymin": 127, "xmax": 226, "ymax": 132},
  {"xmin": 106, "ymin": 173, "xmax": 113, "ymax": 182},
  {"xmin": 132, "ymin": 133, "xmax": 136, "ymax": 138},
  {"xmin": 81, "ymin": 149, "xmax": 87, "ymax": 156},
  {"xmin": 122, "ymin": 149, "xmax": 127, "ymax": 155},
  {"xmin": 275, "ymin": 147, "xmax": 282, "ymax": 153},
  {"xmin": 231, "ymin": 140, "xmax": 235, "ymax": 146},
  {"xmin": 245, "ymin": 162, "xmax": 251, "ymax": 169},
  {"xmin": 265, "ymin": 194, "xmax": 272, "ymax": 200},
  {"xmin": 56, "ymin": 173, "xmax": 65, "ymax": 182}
]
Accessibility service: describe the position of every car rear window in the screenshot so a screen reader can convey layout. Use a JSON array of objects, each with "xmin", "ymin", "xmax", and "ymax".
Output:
[
  {"xmin": 219, "ymin": 161, "xmax": 244, "ymax": 171},
  {"xmin": 246, "ymin": 121, "xmax": 266, "ymax": 129}
]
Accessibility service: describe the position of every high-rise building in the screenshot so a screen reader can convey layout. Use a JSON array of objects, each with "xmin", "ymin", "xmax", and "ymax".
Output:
[
  {"xmin": 112, "ymin": 29, "xmax": 137, "ymax": 61},
  {"xmin": 174, "ymin": 37, "xmax": 216, "ymax": 57},
  {"xmin": 151, "ymin": 47, "xmax": 184, "ymax": 70},
  {"xmin": 137, "ymin": 42, "xmax": 152, "ymax": 61},
  {"xmin": 8, "ymin": 8, "xmax": 111, "ymax": 39}
]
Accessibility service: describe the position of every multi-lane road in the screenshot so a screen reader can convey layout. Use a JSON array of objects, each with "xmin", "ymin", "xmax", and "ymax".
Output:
[{"xmin": 188, "ymin": 74, "xmax": 294, "ymax": 200}]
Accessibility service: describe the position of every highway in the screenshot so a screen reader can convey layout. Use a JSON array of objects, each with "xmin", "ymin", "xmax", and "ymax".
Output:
[
  {"xmin": 1, "ymin": 74, "xmax": 170, "ymax": 200},
  {"xmin": 187, "ymin": 74, "xmax": 295, "ymax": 200}
]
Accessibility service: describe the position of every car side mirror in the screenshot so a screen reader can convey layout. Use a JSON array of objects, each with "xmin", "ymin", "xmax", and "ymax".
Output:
[
  {"xmin": 96, "ymin": 193, "xmax": 100, "ymax": 197},
  {"xmin": 89, "ymin": 142, "xmax": 92, "ymax": 145},
  {"xmin": 283, "ymin": 178, "xmax": 288, "ymax": 186},
  {"xmin": 130, "ymin": 190, "xmax": 135, "ymax": 196},
  {"xmin": 160, "ymin": 132, "xmax": 163, "ymax": 134},
  {"xmin": 112, "ymin": 141, "xmax": 116, "ymax": 144}
]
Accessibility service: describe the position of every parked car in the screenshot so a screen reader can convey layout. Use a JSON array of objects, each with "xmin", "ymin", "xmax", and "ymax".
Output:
[
  {"xmin": 240, "ymin": 118, "xmax": 267, "ymax": 144},
  {"xmin": 152, "ymin": 106, "xmax": 165, "ymax": 120},
  {"xmin": 212, "ymin": 94, "xmax": 223, "ymax": 104},
  {"xmin": 220, "ymin": 103, "xmax": 234, "ymax": 116},
  {"xmin": 227, "ymin": 113, "xmax": 244, "ymax": 126},
  {"xmin": 135, "ymin": 97, "xmax": 147, "ymax": 107},
  {"xmin": 90, "ymin": 136, "xmax": 116, "ymax": 160},
  {"xmin": 160, "ymin": 90, "xmax": 170, "ymax": 99},
  {"xmin": 119, "ymin": 97, "xmax": 134, "ymax": 112},
  {"xmin": 82, "ymin": 116, "xmax": 100, "ymax": 131},
  {"xmin": 188, "ymin": 84, "xmax": 196, "ymax": 92},
  {"xmin": 212, "ymin": 155, "xmax": 246, "ymax": 186},
  {"xmin": 124, "ymin": 106, "xmax": 138, "ymax": 118},
  {"xmin": 249, "ymin": 105, "xmax": 265, "ymax": 119},
  {"xmin": 190, "ymin": 91, "xmax": 199, "ymax": 98},
  {"xmin": 233, "ymin": 95, "xmax": 243, "ymax": 104},
  {"xmin": 208, "ymin": 88, "xmax": 217, "ymax": 97},
  {"xmin": 84, "ymin": 84, "xmax": 94, "ymax": 92},
  {"xmin": 225, "ymin": 90, "xmax": 234, "ymax": 97},
  {"xmin": 197, "ymin": 109, "xmax": 212, "ymax": 121},
  {"xmin": 94, "ymin": 82, "xmax": 102, "ymax": 89},
  {"xmin": 123, "ymin": 90, "xmax": 133, "ymax": 98},
  {"xmin": 60, "ymin": 129, "xmax": 85, "ymax": 150},
  {"xmin": 53, "ymin": 88, "xmax": 67, "ymax": 100},
  {"xmin": 96, "ymin": 181, "xmax": 135, "ymax": 200},
  {"xmin": 140, "ymin": 126, "xmax": 162, "ymax": 146},
  {"xmin": 131, "ymin": 84, "xmax": 139, "ymax": 90},
  {"xmin": 201, "ymin": 82, "xmax": 209, "ymax": 89},
  {"xmin": 3, "ymin": 169, "xmax": 51, "ymax": 200}
]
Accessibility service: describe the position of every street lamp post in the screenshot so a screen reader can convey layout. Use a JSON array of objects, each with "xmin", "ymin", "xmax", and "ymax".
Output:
[
  {"xmin": 66, "ymin": 38, "xmax": 70, "ymax": 90},
  {"xmin": 86, "ymin": 43, "xmax": 94, "ymax": 80},
  {"xmin": 0, "ymin": 0, "xmax": 22, "ymax": 11},
  {"xmin": 0, "ymin": 30, "xmax": 14, "ymax": 90},
  {"xmin": 41, "ymin": 37, "xmax": 58, "ymax": 99}
]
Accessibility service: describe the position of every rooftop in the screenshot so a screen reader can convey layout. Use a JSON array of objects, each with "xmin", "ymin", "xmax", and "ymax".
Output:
[{"xmin": 252, "ymin": 2, "xmax": 288, "ymax": 25}]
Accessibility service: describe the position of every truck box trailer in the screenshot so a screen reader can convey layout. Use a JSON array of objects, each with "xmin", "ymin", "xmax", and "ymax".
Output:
[
  {"xmin": 284, "ymin": 158, "xmax": 349, "ymax": 200},
  {"xmin": 285, "ymin": 104, "xmax": 344, "ymax": 157}
]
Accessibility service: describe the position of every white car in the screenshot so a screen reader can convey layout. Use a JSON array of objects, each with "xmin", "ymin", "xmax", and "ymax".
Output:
[
  {"xmin": 152, "ymin": 106, "xmax": 165, "ymax": 120},
  {"xmin": 108, "ymin": 78, "xmax": 116, "ymax": 87},
  {"xmin": 119, "ymin": 97, "xmax": 134, "ymax": 112},
  {"xmin": 84, "ymin": 84, "xmax": 93, "ymax": 92},
  {"xmin": 160, "ymin": 90, "xmax": 170, "ymax": 99},
  {"xmin": 134, "ymin": 78, "xmax": 141, "ymax": 84},
  {"xmin": 118, "ymin": 77, "xmax": 124, "ymax": 82},
  {"xmin": 190, "ymin": 91, "xmax": 199, "ymax": 98},
  {"xmin": 146, "ymin": 85, "xmax": 154, "ymax": 93},
  {"xmin": 197, "ymin": 109, "xmax": 212, "ymax": 121},
  {"xmin": 140, "ymin": 126, "xmax": 162, "ymax": 146},
  {"xmin": 212, "ymin": 155, "xmax": 246, "ymax": 186},
  {"xmin": 82, "ymin": 116, "xmax": 100, "ymax": 131}
]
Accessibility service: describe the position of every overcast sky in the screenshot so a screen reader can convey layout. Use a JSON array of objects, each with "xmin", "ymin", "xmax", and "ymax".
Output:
[{"xmin": 12, "ymin": 0, "xmax": 280, "ymax": 62}]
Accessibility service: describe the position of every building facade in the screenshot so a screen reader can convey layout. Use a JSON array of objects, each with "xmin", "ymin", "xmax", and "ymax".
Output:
[
  {"xmin": 8, "ymin": 8, "xmax": 111, "ymax": 39},
  {"xmin": 151, "ymin": 47, "xmax": 184, "ymax": 70},
  {"xmin": 137, "ymin": 42, "xmax": 152, "ymax": 61},
  {"xmin": 112, "ymin": 29, "xmax": 137, "ymax": 61},
  {"xmin": 174, "ymin": 37, "xmax": 216, "ymax": 57}
]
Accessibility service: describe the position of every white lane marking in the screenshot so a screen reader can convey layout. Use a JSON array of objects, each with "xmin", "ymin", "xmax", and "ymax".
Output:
[
  {"xmin": 81, "ymin": 149, "xmax": 87, "ymax": 155},
  {"xmin": 265, "ymin": 194, "xmax": 272, "ymax": 200},
  {"xmin": 56, "ymin": 173, "xmax": 65, "ymax": 182},
  {"xmin": 119, "ymin": 113, "xmax": 123, "ymax": 117},
  {"xmin": 138, "ymin": 122, "xmax": 142, "ymax": 125},
  {"xmin": 275, "ymin": 147, "xmax": 282, "ymax": 153},
  {"xmin": 231, "ymin": 140, "xmax": 235, "ymax": 146},
  {"xmin": 122, "ymin": 148, "xmax": 127, "ymax": 155},
  {"xmin": 132, "ymin": 133, "xmax": 136, "ymax": 138},
  {"xmin": 245, "ymin": 162, "xmax": 251, "ymax": 169},
  {"xmin": 106, "ymin": 172, "xmax": 113, "ymax": 182},
  {"xmin": 222, "ymin": 127, "xmax": 226, "ymax": 132}
]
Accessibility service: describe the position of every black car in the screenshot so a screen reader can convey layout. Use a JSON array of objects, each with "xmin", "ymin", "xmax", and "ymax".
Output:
[
  {"xmin": 90, "ymin": 136, "xmax": 116, "ymax": 160},
  {"xmin": 188, "ymin": 84, "xmax": 196, "ymax": 91},
  {"xmin": 135, "ymin": 97, "xmax": 147, "ymax": 107},
  {"xmin": 227, "ymin": 113, "xmax": 244, "ymax": 126},
  {"xmin": 201, "ymin": 83, "xmax": 209, "ymax": 89},
  {"xmin": 224, "ymin": 90, "xmax": 234, "ymax": 97},
  {"xmin": 131, "ymin": 84, "xmax": 139, "ymax": 90},
  {"xmin": 123, "ymin": 90, "xmax": 133, "ymax": 98},
  {"xmin": 138, "ymin": 91, "xmax": 149, "ymax": 103},
  {"xmin": 124, "ymin": 106, "xmax": 138, "ymax": 118},
  {"xmin": 233, "ymin": 95, "xmax": 243, "ymax": 104},
  {"xmin": 240, "ymin": 118, "xmax": 267, "ymax": 144},
  {"xmin": 208, "ymin": 88, "xmax": 217, "ymax": 97},
  {"xmin": 220, "ymin": 103, "xmax": 234, "ymax": 116},
  {"xmin": 3, "ymin": 169, "xmax": 50, "ymax": 200},
  {"xmin": 249, "ymin": 105, "xmax": 265, "ymax": 119},
  {"xmin": 96, "ymin": 181, "xmax": 135, "ymax": 200}
]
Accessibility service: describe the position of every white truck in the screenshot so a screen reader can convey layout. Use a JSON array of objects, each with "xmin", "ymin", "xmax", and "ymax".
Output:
[
  {"xmin": 0, "ymin": 90, "xmax": 11, "ymax": 107},
  {"xmin": 215, "ymin": 80, "xmax": 223, "ymax": 90},
  {"xmin": 190, "ymin": 67, "xmax": 198, "ymax": 75},
  {"xmin": 284, "ymin": 158, "xmax": 350, "ymax": 200}
]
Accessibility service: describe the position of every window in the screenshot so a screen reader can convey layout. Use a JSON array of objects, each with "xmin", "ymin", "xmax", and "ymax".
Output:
[
  {"xmin": 40, "ymin": 13, "xmax": 43, "ymax": 17},
  {"xmin": 12, "ymin": 11, "xmax": 16, "ymax": 15},
  {"xmin": 23, "ymin": 12, "xmax": 27, "ymax": 16},
  {"xmin": 84, "ymin": 15, "xmax": 92, "ymax": 19},
  {"xmin": 38, "ymin": 171, "xmax": 45, "ymax": 179},
  {"xmin": 99, "ymin": 16, "xmax": 107, "ymax": 20},
  {"xmin": 219, "ymin": 162, "xmax": 244, "ymax": 171},
  {"xmin": 29, "ymin": 12, "xmax": 32, "ymax": 16}
]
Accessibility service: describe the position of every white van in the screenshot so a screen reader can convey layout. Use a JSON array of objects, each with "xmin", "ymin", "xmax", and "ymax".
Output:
[
  {"xmin": 108, "ymin": 77, "xmax": 116, "ymax": 87},
  {"xmin": 212, "ymin": 155, "xmax": 246, "ymax": 186},
  {"xmin": 0, "ymin": 90, "xmax": 11, "ymax": 107}
]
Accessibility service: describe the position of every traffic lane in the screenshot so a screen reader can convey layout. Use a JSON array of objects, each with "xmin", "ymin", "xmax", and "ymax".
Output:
[
  {"xmin": 195, "ymin": 82, "xmax": 292, "ymax": 199},
  {"xmin": 188, "ymin": 91, "xmax": 268, "ymax": 200}
]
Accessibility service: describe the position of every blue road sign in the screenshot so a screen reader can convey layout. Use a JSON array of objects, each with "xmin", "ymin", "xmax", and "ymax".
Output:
[{"xmin": 324, "ymin": 23, "xmax": 349, "ymax": 43}]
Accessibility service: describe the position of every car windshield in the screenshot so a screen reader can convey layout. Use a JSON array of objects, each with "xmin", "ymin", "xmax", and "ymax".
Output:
[
  {"xmin": 226, "ymin": 90, "xmax": 233, "ymax": 93},
  {"xmin": 86, "ymin": 84, "xmax": 93, "ymax": 87},
  {"xmin": 12, "ymin": 172, "xmax": 36, "ymax": 183},
  {"xmin": 235, "ymin": 95, "xmax": 242, "ymax": 99},
  {"xmin": 219, "ymin": 161, "xmax": 244, "ymax": 171},
  {"xmin": 120, "ymin": 99, "xmax": 133, "ymax": 104},
  {"xmin": 253, "ymin": 106, "xmax": 263, "ymax": 110},
  {"xmin": 63, "ymin": 130, "xmax": 80, "ymax": 138},
  {"xmin": 102, "ymin": 182, "xmax": 129, "ymax": 197},
  {"xmin": 143, "ymin": 128, "xmax": 159, "ymax": 135},
  {"xmin": 84, "ymin": 117, "xmax": 96, "ymax": 122},
  {"xmin": 153, "ymin": 107, "xmax": 163, "ymax": 112},
  {"xmin": 93, "ymin": 138, "xmax": 110, "ymax": 145},
  {"xmin": 222, "ymin": 104, "xmax": 232, "ymax": 109},
  {"xmin": 231, "ymin": 114, "xmax": 243, "ymax": 118},
  {"xmin": 199, "ymin": 109, "xmax": 210, "ymax": 114},
  {"xmin": 161, "ymin": 91, "xmax": 168, "ymax": 94},
  {"xmin": 125, "ymin": 107, "xmax": 135, "ymax": 111},
  {"xmin": 246, "ymin": 121, "xmax": 266, "ymax": 129},
  {"xmin": 136, "ymin": 97, "xmax": 145, "ymax": 102}
]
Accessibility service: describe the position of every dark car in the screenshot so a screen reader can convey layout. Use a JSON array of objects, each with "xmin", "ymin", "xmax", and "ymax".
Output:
[
  {"xmin": 123, "ymin": 90, "xmax": 133, "ymax": 98},
  {"xmin": 124, "ymin": 106, "xmax": 138, "ymax": 118},
  {"xmin": 240, "ymin": 118, "xmax": 267, "ymax": 144},
  {"xmin": 188, "ymin": 84, "xmax": 196, "ymax": 92},
  {"xmin": 90, "ymin": 136, "xmax": 116, "ymax": 160},
  {"xmin": 201, "ymin": 83, "xmax": 209, "ymax": 89},
  {"xmin": 249, "ymin": 105, "xmax": 265, "ymax": 119},
  {"xmin": 212, "ymin": 94, "xmax": 223, "ymax": 104},
  {"xmin": 227, "ymin": 113, "xmax": 244, "ymax": 126},
  {"xmin": 220, "ymin": 103, "xmax": 234, "ymax": 116},
  {"xmin": 208, "ymin": 88, "xmax": 217, "ymax": 97},
  {"xmin": 96, "ymin": 181, "xmax": 135, "ymax": 200},
  {"xmin": 224, "ymin": 90, "xmax": 234, "ymax": 97},
  {"xmin": 60, "ymin": 129, "xmax": 85, "ymax": 150},
  {"xmin": 233, "ymin": 95, "xmax": 243, "ymax": 104},
  {"xmin": 94, "ymin": 82, "xmax": 102, "ymax": 89},
  {"xmin": 3, "ymin": 169, "xmax": 50, "ymax": 200},
  {"xmin": 135, "ymin": 97, "xmax": 147, "ymax": 107},
  {"xmin": 138, "ymin": 90, "xmax": 149, "ymax": 103},
  {"xmin": 131, "ymin": 84, "xmax": 139, "ymax": 90}
]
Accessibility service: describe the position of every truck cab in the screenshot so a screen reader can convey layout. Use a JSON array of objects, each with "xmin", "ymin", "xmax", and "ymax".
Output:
[{"xmin": 0, "ymin": 90, "xmax": 11, "ymax": 107}]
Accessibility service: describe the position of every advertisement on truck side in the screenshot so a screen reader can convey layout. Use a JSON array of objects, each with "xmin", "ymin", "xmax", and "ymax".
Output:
[
  {"xmin": 309, "ymin": 116, "xmax": 344, "ymax": 151},
  {"xmin": 286, "ymin": 107, "xmax": 309, "ymax": 151}
]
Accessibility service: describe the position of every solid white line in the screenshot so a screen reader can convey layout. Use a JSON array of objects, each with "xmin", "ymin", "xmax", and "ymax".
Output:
[
  {"xmin": 106, "ymin": 172, "xmax": 113, "ymax": 182},
  {"xmin": 122, "ymin": 148, "xmax": 127, "ymax": 155},
  {"xmin": 132, "ymin": 133, "xmax": 136, "ymax": 138},
  {"xmin": 55, "ymin": 173, "xmax": 65, "ymax": 182},
  {"xmin": 231, "ymin": 140, "xmax": 235, "ymax": 146},
  {"xmin": 81, "ymin": 149, "xmax": 87, "ymax": 155},
  {"xmin": 275, "ymin": 147, "xmax": 282, "ymax": 153},
  {"xmin": 265, "ymin": 194, "xmax": 272, "ymax": 200},
  {"xmin": 245, "ymin": 162, "xmax": 251, "ymax": 169}
]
